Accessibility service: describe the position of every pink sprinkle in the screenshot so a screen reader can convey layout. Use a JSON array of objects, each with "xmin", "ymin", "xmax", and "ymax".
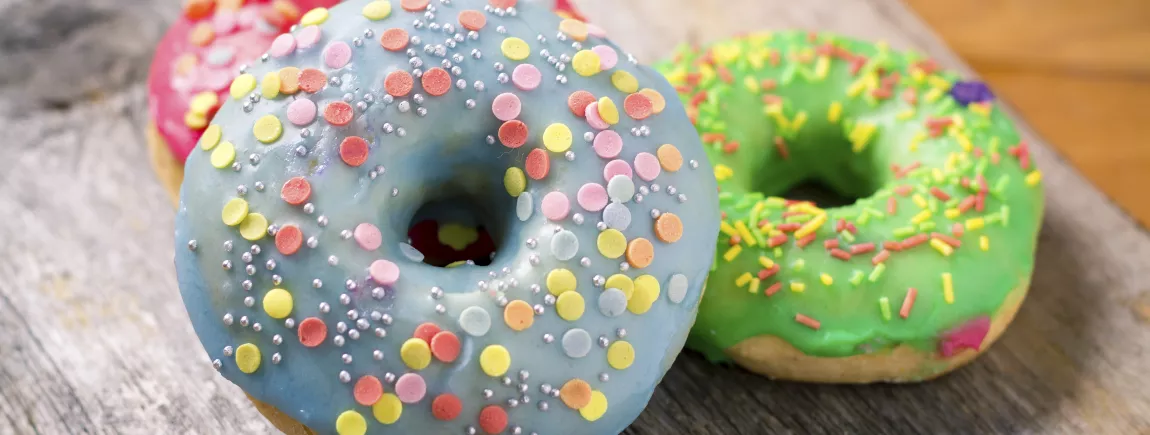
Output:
[
  {"xmin": 369, "ymin": 259, "xmax": 400, "ymax": 285},
  {"xmin": 511, "ymin": 64, "xmax": 542, "ymax": 91},
  {"xmin": 541, "ymin": 191, "xmax": 570, "ymax": 221},
  {"xmin": 213, "ymin": 11, "xmax": 238, "ymax": 34},
  {"xmin": 286, "ymin": 99, "xmax": 317, "ymax": 126},
  {"xmin": 591, "ymin": 45, "xmax": 618, "ymax": 69},
  {"xmin": 602, "ymin": 159, "xmax": 632, "ymax": 181},
  {"xmin": 491, "ymin": 93, "xmax": 521, "ymax": 121},
  {"xmin": 269, "ymin": 33, "xmax": 297, "ymax": 57},
  {"xmin": 576, "ymin": 183, "xmax": 608, "ymax": 212},
  {"xmin": 586, "ymin": 23, "xmax": 607, "ymax": 38},
  {"xmin": 324, "ymin": 41, "xmax": 352, "ymax": 69},
  {"xmin": 584, "ymin": 102, "xmax": 609, "ymax": 130},
  {"xmin": 353, "ymin": 223, "xmax": 382, "ymax": 251},
  {"xmin": 394, "ymin": 373, "xmax": 426, "ymax": 403},
  {"xmin": 887, "ymin": 197, "xmax": 897, "ymax": 215},
  {"xmin": 297, "ymin": 25, "xmax": 322, "ymax": 49},
  {"xmin": 633, "ymin": 152, "xmax": 661, "ymax": 181},
  {"xmin": 592, "ymin": 130, "xmax": 623, "ymax": 159}
]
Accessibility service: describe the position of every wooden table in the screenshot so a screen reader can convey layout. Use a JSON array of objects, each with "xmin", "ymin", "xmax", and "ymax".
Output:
[{"xmin": 1, "ymin": 0, "xmax": 1148, "ymax": 433}]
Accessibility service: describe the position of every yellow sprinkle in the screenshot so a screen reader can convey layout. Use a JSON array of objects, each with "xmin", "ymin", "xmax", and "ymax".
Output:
[
  {"xmin": 909, "ymin": 131, "xmax": 927, "ymax": 152},
  {"xmin": 827, "ymin": 101, "xmax": 842, "ymax": 123},
  {"xmin": 607, "ymin": 341, "xmax": 634, "ymax": 370},
  {"xmin": 556, "ymin": 291, "xmax": 585, "ymax": 321},
  {"xmin": 924, "ymin": 87, "xmax": 944, "ymax": 103},
  {"xmin": 261, "ymin": 72, "xmax": 281, "ymax": 99},
  {"xmin": 791, "ymin": 111, "xmax": 808, "ymax": 133},
  {"xmin": 238, "ymin": 213, "xmax": 268, "ymax": 241},
  {"xmin": 571, "ymin": 49, "xmax": 601, "ymax": 76},
  {"xmin": 189, "ymin": 91, "xmax": 219, "ymax": 114},
  {"xmin": 201, "ymin": 125, "xmax": 222, "ymax": 150},
  {"xmin": 546, "ymin": 268, "xmax": 577, "ymax": 294},
  {"xmin": 542, "ymin": 123, "xmax": 573, "ymax": 152},
  {"xmin": 479, "ymin": 345, "xmax": 511, "ymax": 377},
  {"xmin": 749, "ymin": 278, "xmax": 761, "ymax": 294},
  {"xmin": 814, "ymin": 55, "xmax": 830, "ymax": 80},
  {"xmin": 610, "ymin": 70, "xmax": 639, "ymax": 93},
  {"xmin": 579, "ymin": 390, "xmax": 609, "ymax": 422},
  {"xmin": 942, "ymin": 272, "xmax": 954, "ymax": 304},
  {"xmin": 820, "ymin": 274, "xmax": 833, "ymax": 286},
  {"xmin": 336, "ymin": 410, "xmax": 367, "ymax": 435},
  {"xmin": 735, "ymin": 272, "xmax": 753, "ymax": 287},
  {"xmin": 361, "ymin": 1, "xmax": 392, "ymax": 20},
  {"xmin": 1026, "ymin": 170, "xmax": 1043, "ymax": 186},
  {"xmin": 663, "ymin": 69, "xmax": 687, "ymax": 85},
  {"xmin": 896, "ymin": 109, "xmax": 916, "ymax": 121},
  {"xmin": 605, "ymin": 274, "xmax": 634, "ymax": 300},
  {"xmin": 300, "ymin": 7, "xmax": 329, "ymax": 26},
  {"xmin": 846, "ymin": 77, "xmax": 867, "ymax": 97},
  {"xmin": 743, "ymin": 76, "xmax": 760, "ymax": 93},
  {"xmin": 932, "ymin": 168, "xmax": 944, "ymax": 183},
  {"xmin": 627, "ymin": 275, "xmax": 659, "ymax": 315},
  {"xmin": 734, "ymin": 221, "xmax": 757, "ymax": 246},
  {"xmin": 849, "ymin": 123, "xmax": 877, "ymax": 153},
  {"xmin": 210, "ymin": 141, "xmax": 236, "ymax": 168},
  {"xmin": 400, "ymin": 338, "xmax": 432, "ymax": 370},
  {"xmin": 372, "ymin": 394, "xmax": 402, "ymax": 425},
  {"xmin": 722, "ymin": 245, "xmax": 742, "ymax": 262},
  {"xmin": 980, "ymin": 235, "xmax": 990, "ymax": 251},
  {"xmin": 262, "ymin": 288, "xmax": 293, "ymax": 319},
  {"xmin": 912, "ymin": 194, "xmax": 928, "ymax": 209},
  {"xmin": 229, "ymin": 73, "xmax": 256, "ymax": 99},
  {"xmin": 503, "ymin": 167, "xmax": 526, "ymax": 197},
  {"xmin": 970, "ymin": 103, "xmax": 991, "ymax": 117},
  {"xmin": 966, "ymin": 217, "xmax": 985, "ymax": 230},
  {"xmin": 596, "ymin": 229, "xmax": 627, "ymax": 259},
  {"xmin": 955, "ymin": 132, "xmax": 973, "ymax": 152},
  {"xmin": 758, "ymin": 256, "xmax": 775, "ymax": 269},
  {"xmin": 928, "ymin": 75, "xmax": 951, "ymax": 89},
  {"xmin": 944, "ymin": 208, "xmax": 960, "ymax": 219},
  {"xmin": 911, "ymin": 210, "xmax": 933, "ymax": 225},
  {"xmin": 253, "ymin": 115, "xmax": 284, "ymax": 144},
  {"xmin": 930, "ymin": 238, "xmax": 954, "ymax": 256},
  {"xmin": 235, "ymin": 343, "xmax": 261, "ymax": 374},
  {"xmin": 794, "ymin": 213, "xmax": 827, "ymax": 239},
  {"xmin": 719, "ymin": 221, "xmax": 738, "ymax": 237},
  {"xmin": 221, "ymin": 198, "xmax": 249, "ymax": 226},
  {"xmin": 910, "ymin": 68, "xmax": 926, "ymax": 83},
  {"xmin": 183, "ymin": 111, "xmax": 208, "ymax": 129},
  {"xmin": 597, "ymin": 97, "xmax": 619, "ymax": 125},
  {"xmin": 500, "ymin": 37, "xmax": 530, "ymax": 61},
  {"xmin": 714, "ymin": 164, "xmax": 734, "ymax": 182},
  {"xmin": 790, "ymin": 282, "xmax": 806, "ymax": 293}
]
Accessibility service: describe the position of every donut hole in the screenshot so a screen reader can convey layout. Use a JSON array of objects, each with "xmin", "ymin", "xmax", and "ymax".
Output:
[
  {"xmin": 405, "ymin": 195, "xmax": 504, "ymax": 268},
  {"xmin": 777, "ymin": 179, "xmax": 862, "ymax": 209},
  {"xmin": 747, "ymin": 130, "xmax": 887, "ymax": 208}
]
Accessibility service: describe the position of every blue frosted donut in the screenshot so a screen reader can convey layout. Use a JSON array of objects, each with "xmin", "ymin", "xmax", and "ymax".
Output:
[{"xmin": 173, "ymin": 1, "xmax": 720, "ymax": 434}]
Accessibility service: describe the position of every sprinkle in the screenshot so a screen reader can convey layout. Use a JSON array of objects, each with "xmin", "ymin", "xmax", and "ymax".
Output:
[
  {"xmin": 900, "ymin": 288, "xmax": 918, "ymax": 319},
  {"xmin": 830, "ymin": 248, "xmax": 851, "ymax": 261},
  {"xmin": 503, "ymin": 300, "xmax": 535, "ymax": 331},
  {"xmin": 335, "ymin": 411, "xmax": 366, "ymax": 435},
  {"xmin": 942, "ymin": 272, "xmax": 955, "ymax": 304},
  {"xmin": 478, "ymin": 405, "xmax": 508, "ymax": 434},
  {"xmin": 238, "ymin": 213, "xmax": 268, "ymax": 241},
  {"xmin": 790, "ymin": 282, "xmax": 806, "ymax": 293},
  {"xmin": 639, "ymin": 88, "xmax": 666, "ymax": 114},
  {"xmin": 221, "ymin": 198, "xmax": 249, "ymax": 226},
  {"xmin": 380, "ymin": 28, "xmax": 409, "ymax": 51},
  {"xmin": 765, "ymin": 282, "xmax": 783, "ymax": 297},
  {"xmin": 607, "ymin": 341, "xmax": 635, "ymax": 370},
  {"xmin": 722, "ymin": 245, "xmax": 742, "ymax": 262},
  {"xmin": 297, "ymin": 317, "xmax": 327, "ymax": 347},
  {"xmin": 795, "ymin": 213, "xmax": 827, "ymax": 239},
  {"xmin": 597, "ymin": 97, "xmax": 620, "ymax": 125},
  {"xmin": 910, "ymin": 210, "xmax": 932, "ymax": 225},
  {"xmin": 300, "ymin": 7, "xmax": 329, "ymax": 25},
  {"xmin": 625, "ymin": 238, "xmax": 655, "ymax": 268},
  {"xmin": 235, "ymin": 343, "xmax": 261, "ymax": 374},
  {"xmin": 275, "ymin": 225, "xmax": 303, "ymax": 255},
  {"xmin": 354, "ymin": 376, "xmax": 383, "ymax": 406},
  {"xmin": 298, "ymin": 68, "xmax": 326, "ymax": 93},
  {"xmin": 503, "ymin": 168, "xmax": 526, "ymax": 197},
  {"xmin": 795, "ymin": 314, "xmax": 820, "ymax": 330},
  {"xmin": 827, "ymin": 101, "xmax": 842, "ymax": 122},
  {"xmin": 479, "ymin": 345, "xmax": 511, "ymax": 377},
  {"xmin": 491, "ymin": 93, "xmax": 522, "ymax": 121},
  {"xmin": 980, "ymin": 235, "xmax": 990, "ymax": 251},
  {"xmin": 758, "ymin": 256, "xmax": 775, "ymax": 269},
  {"xmin": 767, "ymin": 234, "xmax": 788, "ymax": 247},
  {"xmin": 1026, "ymin": 170, "xmax": 1043, "ymax": 186},
  {"xmin": 571, "ymin": 50, "xmax": 602, "ymax": 76},
  {"xmin": 498, "ymin": 120, "xmax": 529, "ymax": 148},
  {"xmin": 596, "ymin": 229, "xmax": 627, "ymax": 259},
  {"xmin": 362, "ymin": 1, "xmax": 392, "ymax": 20},
  {"xmin": 824, "ymin": 239, "xmax": 839, "ymax": 249},
  {"xmin": 511, "ymin": 64, "xmax": 542, "ymax": 90},
  {"xmin": 796, "ymin": 233, "xmax": 816, "ymax": 248},
  {"xmin": 654, "ymin": 212, "xmax": 684, "ymax": 243},
  {"xmin": 871, "ymin": 249, "xmax": 890, "ymax": 265},
  {"xmin": 542, "ymin": 123, "xmax": 573, "ymax": 153},
  {"xmin": 820, "ymin": 273, "xmax": 833, "ymax": 286},
  {"xmin": 901, "ymin": 233, "xmax": 929, "ymax": 249},
  {"xmin": 850, "ymin": 242, "xmax": 875, "ymax": 255},
  {"xmin": 430, "ymin": 394, "xmax": 461, "ymax": 421},
  {"xmin": 560, "ymin": 379, "xmax": 592, "ymax": 409},
  {"xmin": 734, "ymin": 221, "xmax": 756, "ymax": 247},
  {"xmin": 556, "ymin": 291, "xmax": 585, "ymax": 321},
  {"xmin": 930, "ymin": 238, "xmax": 954, "ymax": 256},
  {"xmin": 385, "ymin": 71, "xmax": 414, "ymax": 97},
  {"xmin": 966, "ymin": 217, "xmax": 985, "ymax": 230},
  {"xmin": 932, "ymin": 232, "xmax": 962, "ymax": 247},
  {"xmin": 400, "ymin": 338, "xmax": 432, "ymax": 370},
  {"xmin": 868, "ymin": 263, "xmax": 886, "ymax": 282},
  {"xmin": 735, "ymin": 272, "xmax": 753, "ymax": 287},
  {"xmin": 421, "ymin": 67, "xmax": 452, "ymax": 96},
  {"xmin": 262, "ymin": 288, "xmax": 293, "ymax": 319},
  {"xmin": 623, "ymin": 93, "xmax": 653, "ymax": 120},
  {"xmin": 879, "ymin": 297, "xmax": 892, "ymax": 321},
  {"xmin": 457, "ymin": 9, "xmax": 486, "ymax": 30}
]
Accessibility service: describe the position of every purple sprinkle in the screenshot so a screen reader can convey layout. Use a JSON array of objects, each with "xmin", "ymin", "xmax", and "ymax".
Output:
[{"xmin": 950, "ymin": 80, "xmax": 994, "ymax": 105}]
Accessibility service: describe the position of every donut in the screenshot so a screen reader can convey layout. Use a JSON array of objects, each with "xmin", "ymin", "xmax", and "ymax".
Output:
[
  {"xmin": 173, "ymin": 1, "xmax": 720, "ymax": 434},
  {"xmin": 654, "ymin": 31, "xmax": 1043, "ymax": 383}
]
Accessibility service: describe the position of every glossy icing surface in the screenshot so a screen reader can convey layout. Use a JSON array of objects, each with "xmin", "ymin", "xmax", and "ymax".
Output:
[
  {"xmin": 653, "ymin": 32, "xmax": 1042, "ymax": 364},
  {"xmin": 174, "ymin": 1, "xmax": 719, "ymax": 434}
]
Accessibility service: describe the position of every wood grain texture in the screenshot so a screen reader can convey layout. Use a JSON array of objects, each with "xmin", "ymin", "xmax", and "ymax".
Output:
[{"xmin": 0, "ymin": 0, "xmax": 1148, "ymax": 433}]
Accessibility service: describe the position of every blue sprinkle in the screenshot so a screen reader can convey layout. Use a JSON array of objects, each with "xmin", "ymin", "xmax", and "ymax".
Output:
[{"xmin": 950, "ymin": 80, "xmax": 994, "ymax": 106}]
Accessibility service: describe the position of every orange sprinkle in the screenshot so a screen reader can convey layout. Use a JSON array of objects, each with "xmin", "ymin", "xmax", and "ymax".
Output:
[
  {"xmin": 421, "ymin": 67, "xmax": 452, "ymax": 97},
  {"xmin": 626, "ymin": 238, "xmax": 655, "ymax": 268},
  {"xmin": 413, "ymin": 322, "xmax": 442, "ymax": 344},
  {"xmin": 458, "ymin": 10, "xmax": 487, "ymax": 31},
  {"xmin": 278, "ymin": 67, "xmax": 301, "ymax": 94},
  {"xmin": 298, "ymin": 68, "xmax": 327, "ymax": 93},
  {"xmin": 431, "ymin": 394, "xmax": 462, "ymax": 421},
  {"xmin": 900, "ymin": 288, "xmax": 918, "ymax": 319},
  {"xmin": 503, "ymin": 300, "xmax": 535, "ymax": 331},
  {"xmin": 280, "ymin": 176, "xmax": 311, "ymax": 205},
  {"xmin": 871, "ymin": 249, "xmax": 890, "ymax": 265},
  {"xmin": 498, "ymin": 120, "xmax": 528, "ymax": 148},
  {"xmin": 774, "ymin": 136, "xmax": 789, "ymax": 159},
  {"xmin": 567, "ymin": 90, "xmax": 595, "ymax": 117},
  {"xmin": 380, "ymin": 28, "xmax": 410, "ymax": 51},
  {"xmin": 623, "ymin": 93, "xmax": 653, "ymax": 120},
  {"xmin": 717, "ymin": 65, "xmax": 734, "ymax": 83},
  {"xmin": 765, "ymin": 282, "xmax": 783, "ymax": 297},
  {"xmin": 183, "ymin": 0, "xmax": 216, "ymax": 19},
  {"xmin": 271, "ymin": 0, "xmax": 301, "ymax": 24},
  {"xmin": 297, "ymin": 317, "xmax": 327, "ymax": 347},
  {"xmin": 559, "ymin": 379, "xmax": 592, "ymax": 409},
  {"xmin": 654, "ymin": 213, "xmax": 683, "ymax": 243},
  {"xmin": 525, "ymin": 148, "xmax": 550, "ymax": 180},
  {"xmin": 189, "ymin": 22, "xmax": 215, "ymax": 46},
  {"xmin": 795, "ymin": 313, "xmax": 820, "ymax": 330},
  {"xmin": 217, "ymin": 0, "xmax": 245, "ymax": 10},
  {"xmin": 324, "ymin": 102, "xmax": 354, "ymax": 126},
  {"xmin": 339, "ymin": 136, "xmax": 369, "ymax": 167},
  {"xmin": 353, "ymin": 375, "xmax": 383, "ymax": 406},
  {"xmin": 274, "ymin": 225, "xmax": 303, "ymax": 256},
  {"xmin": 430, "ymin": 331, "xmax": 461, "ymax": 363},
  {"xmin": 656, "ymin": 144, "xmax": 683, "ymax": 172},
  {"xmin": 174, "ymin": 54, "xmax": 198, "ymax": 76},
  {"xmin": 385, "ymin": 71, "xmax": 414, "ymax": 97},
  {"xmin": 401, "ymin": 0, "xmax": 430, "ymax": 11}
]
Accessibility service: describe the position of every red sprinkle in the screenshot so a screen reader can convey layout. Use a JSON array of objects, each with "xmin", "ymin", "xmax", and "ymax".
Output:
[
  {"xmin": 777, "ymin": 223, "xmax": 801, "ymax": 233},
  {"xmin": 830, "ymin": 248, "xmax": 851, "ymax": 261},
  {"xmin": 728, "ymin": 235, "xmax": 742, "ymax": 246},
  {"xmin": 298, "ymin": 68, "xmax": 327, "ymax": 93},
  {"xmin": 324, "ymin": 102, "xmax": 354, "ymax": 126},
  {"xmin": 952, "ymin": 223, "xmax": 965, "ymax": 238},
  {"xmin": 525, "ymin": 148, "xmax": 550, "ymax": 180},
  {"xmin": 430, "ymin": 331, "xmax": 461, "ymax": 363},
  {"xmin": 976, "ymin": 193, "xmax": 986, "ymax": 212},
  {"xmin": 717, "ymin": 65, "xmax": 734, "ymax": 83},
  {"xmin": 883, "ymin": 241, "xmax": 902, "ymax": 252},
  {"xmin": 795, "ymin": 313, "xmax": 821, "ymax": 330},
  {"xmin": 478, "ymin": 405, "xmax": 508, "ymax": 434},
  {"xmin": 796, "ymin": 233, "xmax": 817, "ymax": 248},
  {"xmin": 774, "ymin": 136, "xmax": 790, "ymax": 159},
  {"xmin": 280, "ymin": 176, "xmax": 312, "ymax": 205},
  {"xmin": 900, "ymin": 288, "xmax": 918, "ymax": 319},
  {"xmin": 761, "ymin": 78, "xmax": 777, "ymax": 90},
  {"xmin": 623, "ymin": 93, "xmax": 653, "ymax": 120},
  {"xmin": 689, "ymin": 90, "xmax": 708, "ymax": 107},
  {"xmin": 275, "ymin": 225, "xmax": 303, "ymax": 255},
  {"xmin": 297, "ymin": 317, "xmax": 327, "ymax": 347},
  {"xmin": 835, "ymin": 219, "xmax": 846, "ymax": 233},
  {"xmin": 722, "ymin": 141, "xmax": 740, "ymax": 154},
  {"xmin": 498, "ymin": 120, "xmax": 528, "ymax": 148},
  {"xmin": 457, "ymin": 10, "xmax": 487, "ymax": 31},
  {"xmin": 957, "ymin": 195, "xmax": 977, "ymax": 213},
  {"xmin": 380, "ymin": 28, "xmax": 410, "ymax": 51},
  {"xmin": 823, "ymin": 239, "xmax": 840, "ymax": 250},
  {"xmin": 894, "ymin": 185, "xmax": 913, "ymax": 196},
  {"xmin": 385, "ymin": 70, "xmax": 414, "ymax": 96},
  {"xmin": 421, "ymin": 67, "xmax": 452, "ymax": 97},
  {"xmin": 977, "ymin": 175, "xmax": 989, "ymax": 193},
  {"xmin": 901, "ymin": 234, "xmax": 929, "ymax": 249},
  {"xmin": 339, "ymin": 136, "xmax": 369, "ymax": 167},
  {"xmin": 871, "ymin": 249, "xmax": 890, "ymax": 265},
  {"xmin": 767, "ymin": 234, "xmax": 789, "ymax": 248},
  {"xmin": 567, "ymin": 90, "xmax": 595, "ymax": 117},
  {"xmin": 432, "ymin": 393, "xmax": 463, "ymax": 421},
  {"xmin": 932, "ymin": 232, "xmax": 962, "ymax": 247},
  {"xmin": 765, "ymin": 282, "xmax": 783, "ymax": 297},
  {"xmin": 887, "ymin": 197, "xmax": 897, "ymax": 215},
  {"xmin": 413, "ymin": 322, "xmax": 442, "ymax": 344},
  {"xmin": 845, "ymin": 222, "xmax": 858, "ymax": 234},
  {"xmin": 930, "ymin": 187, "xmax": 951, "ymax": 201},
  {"xmin": 850, "ymin": 242, "xmax": 876, "ymax": 255},
  {"xmin": 353, "ymin": 375, "xmax": 383, "ymax": 406}
]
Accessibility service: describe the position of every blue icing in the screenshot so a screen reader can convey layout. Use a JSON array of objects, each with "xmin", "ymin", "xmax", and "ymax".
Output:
[{"xmin": 174, "ymin": 0, "xmax": 720, "ymax": 433}]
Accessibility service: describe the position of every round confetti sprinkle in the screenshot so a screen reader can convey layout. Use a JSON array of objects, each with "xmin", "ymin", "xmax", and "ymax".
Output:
[
  {"xmin": 598, "ymin": 97, "xmax": 620, "ymax": 125},
  {"xmin": 278, "ymin": 67, "xmax": 301, "ymax": 94},
  {"xmin": 394, "ymin": 373, "xmax": 427, "ymax": 403},
  {"xmin": 607, "ymin": 175, "xmax": 635, "ymax": 202},
  {"xmin": 511, "ymin": 64, "xmax": 542, "ymax": 91},
  {"xmin": 560, "ymin": 379, "xmax": 592, "ymax": 409},
  {"xmin": 633, "ymin": 152, "xmax": 662, "ymax": 181},
  {"xmin": 260, "ymin": 73, "xmax": 281, "ymax": 99},
  {"xmin": 525, "ymin": 148, "xmax": 550, "ymax": 180},
  {"xmin": 221, "ymin": 198, "xmax": 249, "ymax": 226},
  {"xmin": 400, "ymin": 338, "xmax": 432, "ymax": 370},
  {"xmin": 629, "ymin": 275, "xmax": 660, "ymax": 314},
  {"xmin": 459, "ymin": 306, "xmax": 491, "ymax": 336},
  {"xmin": 605, "ymin": 274, "xmax": 635, "ymax": 300},
  {"xmin": 399, "ymin": 243, "xmax": 424, "ymax": 262},
  {"xmin": 479, "ymin": 345, "xmax": 510, "ymax": 377},
  {"xmin": 324, "ymin": 41, "xmax": 352, "ymax": 69},
  {"xmin": 603, "ymin": 159, "xmax": 633, "ymax": 181},
  {"xmin": 275, "ymin": 224, "xmax": 303, "ymax": 255},
  {"xmin": 516, "ymin": 192, "xmax": 533, "ymax": 221},
  {"xmin": 478, "ymin": 405, "xmax": 508, "ymax": 434},
  {"xmin": 354, "ymin": 223, "xmax": 382, "ymax": 251},
  {"xmin": 667, "ymin": 274, "xmax": 689, "ymax": 304},
  {"xmin": 498, "ymin": 120, "xmax": 528, "ymax": 148},
  {"xmin": 413, "ymin": 323, "xmax": 442, "ymax": 344},
  {"xmin": 431, "ymin": 394, "xmax": 462, "ymax": 421},
  {"xmin": 335, "ymin": 410, "xmax": 366, "ymax": 435},
  {"xmin": 503, "ymin": 300, "xmax": 534, "ymax": 331},
  {"xmin": 184, "ymin": 0, "xmax": 214, "ymax": 19},
  {"xmin": 380, "ymin": 28, "xmax": 409, "ymax": 51},
  {"xmin": 500, "ymin": 37, "xmax": 529, "ymax": 60},
  {"xmin": 546, "ymin": 268, "xmax": 577, "ymax": 294},
  {"xmin": 598, "ymin": 288, "xmax": 628, "ymax": 317},
  {"xmin": 489, "ymin": 0, "xmax": 518, "ymax": 8},
  {"xmin": 577, "ymin": 183, "xmax": 608, "ymax": 212},
  {"xmin": 559, "ymin": 19, "xmax": 588, "ymax": 41},
  {"xmin": 655, "ymin": 212, "xmax": 684, "ymax": 243},
  {"xmin": 503, "ymin": 167, "xmax": 526, "ymax": 197},
  {"xmin": 571, "ymin": 50, "xmax": 601, "ymax": 77},
  {"xmin": 579, "ymin": 391, "xmax": 608, "ymax": 422},
  {"xmin": 298, "ymin": 317, "xmax": 327, "ymax": 347},
  {"xmin": 262, "ymin": 288, "xmax": 293, "ymax": 319},
  {"xmin": 561, "ymin": 328, "xmax": 592, "ymax": 358},
  {"xmin": 568, "ymin": 90, "xmax": 595, "ymax": 117},
  {"xmin": 372, "ymin": 394, "xmax": 402, "ymax": 424},
  {"xmin": 542, "ymin": 123, "xmax": 572, "ymax": 152},
  {"xmin": 300, "ymin": 7, "xmax": 329, "ymax": 26},
  {"xmin": 656, "ymin": 144, "xmax": 683, "ymax": 172},
  {"xmin": 611, "ymin": 71, "xmax": 639, "ymax": 93},
  {"xmin": 229, "ymin": 73, "xmax": 256, "ymax": 99},
  {"xmin": 298, "ymin": 68, "xmax": 327, "ymax": 94},
  {"xmin": 540, "ymin": 191, "xmax": 570, "ymax": 221},
  {"xmin": 591, "ymin": 45, "xmax": 618, "ymax": 69},
  {"xmin": 626, "ymin": 238, "xmax": 654, "ymax": 268},
  {"xmin": 587, "ymin": 23, "xmax": 608, "ymax": 37},
  {"xmin": 385, "ymin": 71, "xmax": 414, "ymax": 97},
  {"xmin": 235, "ymin": 343, "xmax": 261, "ymax": 374},
  {"xmin": 210, "ymin": 141, "xmax": 236, "ymax": 168},
  {"xmin": 239, "ymin": 213, "xmax": 268, "ymax": 241},
  {"xmin": 362, "ymin": 1, "xmax": 392, "ymax": 20},
  {"xmin": 624, "ymin": 93, "xmax": 653, "ymax": 120},
  {"xmin": 584, "ymin": 102, "xmax": 609, "ymax": 130},
  {"xmin": 550, "ymin": 230, "xmax": 579, "ymax": 261},
  {"xmin": 593, "ymin": 130, "xmax": 623, "ymax": 159},
  {"xmin": 190, "ymin": 92, "xmax": 218, "ymax": 115},
  {"xmin": 597, "ymin": 229, "xmax": 627, "ymax": 259},
  {"xmin": 286, "ymin": 98, "xmax": 317, "ymax": 126},
  {"xmin": 324, "ymin": 101, "xmax": 354, "ymax": 126},
  {"xmin": 340, "ymin": 136, "xmax": 370, "ymax": 167},
  {"xmin": 491, "ymin": 93, "xmax": 521, "ymax": 121},
  {"xmin": 253, "ymin": 115, "xmax": 283, "ymax": 143},
  {"xmin": 354, "ymin": 376, "xmax": 383, "ymax": 406},
  {"xmin": 369, "ymin": 259, "xmax": 400, "ymax": 285},
  {"xmin": 400, "ymin": 0, "xmax": 429, "ymax": 11},
  {"xmin": 297, "ymin": 25, "xmax": 322, "ymax": 49},
  {"xmin": 602, "ymin": 202, "xmax": 631, "ymax": 230},
  {"xmin": 281, "ymin": 176, "xmax": 311, "ymax": 205},
  {"xmin": 638, "ymin": 88, "xmax": 666, "ymax": 114},
  {"xmin": 189, "ymin": 24, "xmax": 215, "ymax": 47},
  {"xmin": 421, "ymin": 67, "xmax": 452, "ymax": 96},
  {"xmin": 458, "ymin": 10, "xmax": 486, "ymax": 30},
  {"xmin": 201, "ymin": 125, "xmax": 222, "ymax": 150},
  {"xmin": 556, "ymin": 291, "xmax": 585, "ymax": 321}
]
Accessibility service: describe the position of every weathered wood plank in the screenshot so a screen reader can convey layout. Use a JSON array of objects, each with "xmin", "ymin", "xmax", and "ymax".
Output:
[{"xmin": 0, "ymin": 0, "xmax": 1148, "ymax": 434}]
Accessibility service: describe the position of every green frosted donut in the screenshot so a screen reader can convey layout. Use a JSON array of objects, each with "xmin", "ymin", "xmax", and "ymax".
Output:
[{"xmin": 653, "ymin": 31, "xmax": 1044, "ymax": 383}]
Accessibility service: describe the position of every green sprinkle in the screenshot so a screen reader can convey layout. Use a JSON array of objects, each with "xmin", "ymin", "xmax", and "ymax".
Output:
[
  {"xmin": 864, "ymin": 207, "xmax": 885, "ymax": 219},
  {"xmin": 857, "ymin": 211, "xmax": 871, "ymax": 226},
  {"xmin": 928, "ymin": 197, "xmax": 939, "ymax": 212},
  {"xmin": 918, "ymin": 221, "xmax": 936, "ymax": 232},
  {"xmin": 765, "ymin": 197, "xmax": 787, "ymax": 208},
  {"xmin": 850, "ymin": 270, "xmax": 865, "ymax": 286},
  {"xmin": 985, "ymin": 212, "xmax": 1002, "ymax": 225},
  {"xmin": 892, "ymin": 226, "xmax": 916, "ymax": 239},
  {"xmin": 992, "ymin": 175, "xmax": 1010, "ymax": 199},
  {"xmin": 791, "ymin": 259, "xmax": 806, "ymax": 272},
  {"xmin": 1000, "ymin": 205, "xmax": 1010, "ymax": 227},
  {"xmin": 710, "ymin": 253, "xmax": 718, "ymax": 272},
  {"xmin": 785, "ymin": 214, "xmax": 812, "ymax": 223},
  {"xmin": 936, "ymin": 99, "xmax": 956, "ymax": 115},
  {"xmin": 945, "ymin": 197, "xmax": 960, "ymax": 209},
  {"xmin": 718, "ymin": 192, "xmax": 735, "ymax": 201},
  {"xmin": 735, "ymin": 196, "xmax": 756, "ymax": 210},
  {"xmin": 840, "ymin": 230, "xmax": 856, "ymax": 243},
  {"xmin": 774, "ymin": 248, "xmax": 783, "ymax": 257},
  {"xmin": 879, "ymin": 297, "xmax": 892, "ymax": 321},
  {"xmin": 868, "ymin": 264, "xmax": 886, "ymax": 282},
  {"xmin": 780, "ymin": 63, "xmax": 799, "ymax": 85}
]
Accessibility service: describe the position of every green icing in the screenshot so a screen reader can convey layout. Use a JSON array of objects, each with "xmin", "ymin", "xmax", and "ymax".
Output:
[{"xmin": 652, "ymin": 31, "xmax": 1044, "ymax": 361}]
